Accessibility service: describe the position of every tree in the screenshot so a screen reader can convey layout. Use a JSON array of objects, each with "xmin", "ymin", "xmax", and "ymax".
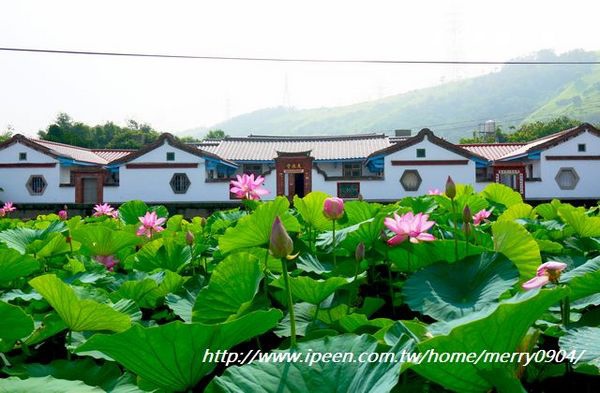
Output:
[
  {"xmin": 0, "ymin": 125, "xmax": 14, "ymax": 143},
  {"xmin": 38, "ymin": 113, "xmax": 161, "ymax": 149},
  {"xmin": 505, "ymin": 116, "xmax": 581, "ymax": 142},
  {"xmin": 204, "ymin": 129, "xmax": 227, "ymax": 139},
  {"xmin": 459, "ymin": 117, "xmax": 584, "ymax": 144},
  {"xmin": 459, "ymin": 125, "xmax": 508, "ymax": 144}
]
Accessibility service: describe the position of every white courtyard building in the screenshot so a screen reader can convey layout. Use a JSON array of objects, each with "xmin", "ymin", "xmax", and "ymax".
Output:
[{"xmin": 0, "ymin": 123, "xmax": 598, "ymax": 206}]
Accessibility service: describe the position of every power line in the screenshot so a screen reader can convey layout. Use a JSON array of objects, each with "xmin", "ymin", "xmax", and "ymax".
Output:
[{"xmin": 1, "ymin": 46, "xmax": 600, "ymax": 65}]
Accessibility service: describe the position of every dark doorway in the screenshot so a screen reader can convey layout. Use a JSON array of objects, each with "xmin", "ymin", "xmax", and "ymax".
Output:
[
  {"xmin": 82, "ymin": 178, "xmax": 99, "ymax": 204},
  {"xmin": 294, "ymin": 173, "xmax": 305, "ymax": 197}
]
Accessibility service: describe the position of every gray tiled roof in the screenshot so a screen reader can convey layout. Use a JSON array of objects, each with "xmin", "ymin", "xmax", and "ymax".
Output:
[{"xmin": 195, "ymin": 134, "xmax": 396, "ymax": 161}]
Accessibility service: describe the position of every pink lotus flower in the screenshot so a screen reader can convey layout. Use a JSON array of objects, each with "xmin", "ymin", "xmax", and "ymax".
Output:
[
  {"xmin": 95, "ymin": 255, "xmax": 119, "ymax": 271},
  {"xmin": 522, "ymin": 261, "xmax": 567, "ymax": 290},
  {"xmin": 230, "ymin": 173, "xmax": 269, "ymax": 200},
  {"xmin": 136, "ymin": 211, "xmax": 166, "ymax": 238},
  {"xmin": 427, "ymin": 189, "xmax": 442, "ymax": 195},
  {"xmin": 58, "ymin": 210, "xmax": 68, "ymax": 220},
  {"xmin": 2, "ymin": 202, "xmax": 15, "ymax": 213},
  {"xmin": 93, "ymin": 203, "xmax": 118, "ymax": 218},
  {"xmin": 323, "ymin": 197, "xmax": 345, "ymax": 220},
  {"xmin": 384, "ymin": 212, "xmax": 436, "ymax": 245},
  {"xmin": 473, "ymin": 209, "xmax": 492, "ymax": 225}
]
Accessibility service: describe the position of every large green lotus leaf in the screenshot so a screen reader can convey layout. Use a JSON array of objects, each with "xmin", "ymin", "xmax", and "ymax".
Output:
[
  {"xmin": 561, "ymin": 256, "xmax": 600, "ymax": 300},
  {"xmin": 118, "ymin": 200, "xmax": 168, "ymax": 225},
  {"xmin": 413, "ymin": 288, "xmax": 566, "ymax": 393},
  {"xmin": 206, "ymin": 333, "xmax": 414, "ymax": 393},
  {"xmin": 293, "ymin": 191, "xmax": 332, "ymax": 231},
  {"xmin": 271, "ymin": 275, "xmax": 353, "ymax": 305},
  {"xmin": 71, "ymin": 225, "xmax": 141, "ymax": 257},
  {"xmin": 402, "ymin": 253, "xmax": 519, "ymax": 321},
  {"xmin": 497, "ymin": 203, "xmax": 535, "ymax": 222},
  {"xmin": 436, "ymin": 193, "xmax": 489, "ymax": 220},
  {"xmin": 4, "ymin": 359, "xmax": 122, "ymax": 392},
  {"xmin": 0, "ymin": 248, "xmax": 40, "ymax": 286},
  {"xmin": 193, "ymin": 252, "xmax": 262, "ymax": 324},
  {"xmin": 345, "ymin": 213, "xmax": 386, "ymax": 250},
  {"xmin": 0, "ymin": 301, "xmax": 34, "ymax": 349},
  {"xmin": 387, "ymin": 240, "xmax": 487, "ymax": 272},
  {"xmin": 34, "ymin": 232, "xmax": 75, "ymax": 258},
  {"xmin": 29, "ymin": 274, "xmax": 131, "ymax": 332},
  {"xmin": 133, "ymin": 237, "xmax": 191, "ymax": 272},
  {"xmin": 533, "ymin": 201, "xmax": 559, "ymax": 220},
  {"xmin": 344, "ymin": 200, "xmax": 381, "ymax": 224},
  {"xmin": 481, "ymin": 183, "xmax": 523, "ymax": 208},
  {"xmin": 0, "ymin": 376, "xmax": 104, "ymax": 393},
  {"xmin": 24, "ymin": 312, "xmax": 68, "ymax": 346},
  {"xmin": 114, "ymin": 270, "xmax": 184, "ymax": 309},
  {"xmin": 75, "ymin": 309, "xmax": 283, "ymax": 392},
  {"xmin": 165, "ymin": 291, "xmax": 196, "ymax": 323},
  {"xmin": 535, "ymin": 239, "xmax": 563, "ymax": 253},
  {"xmin": 0, "ymin": 220, "xmax": 66, "ymax": 254},
  {"xmin": 558, "ymin": 206, "xmax": 600, "ymax": 237},
  {"xmin": 274, "ymin": 302, "xmax": 318, "ymax": 338},
  {"xmin": 492, "ymin": 220, "xmax": 541, "ymax": 280},
  {"xmin": 559, "ymin": 327, "xmax": 600, "ymax": 370},
  {"xmin": 219, "ymin": 197, "xmax": 300, "ymax": 254}
]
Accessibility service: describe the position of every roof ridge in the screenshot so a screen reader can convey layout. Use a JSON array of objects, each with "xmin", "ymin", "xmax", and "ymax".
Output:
[
  {"xmin": 30, "ymin": 138, "xmax": 95, "ymax": 152},
  {"xmin": 230, "ymin": 133, "xmax": 387, "ymax": 141},
  {"xmin": 460, "ymin": 142, "xmax": 527, "ymax": 146}
]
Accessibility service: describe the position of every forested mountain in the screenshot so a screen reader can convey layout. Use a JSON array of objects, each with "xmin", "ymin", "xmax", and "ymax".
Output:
[{"xmin": 185, "ymin": 50, "xmax": 600, "ymax": 141}]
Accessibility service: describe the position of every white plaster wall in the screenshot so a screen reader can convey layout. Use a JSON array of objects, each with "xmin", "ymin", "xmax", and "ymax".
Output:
[
  {"xmin": 0, "ymin": 143, "xmax": 54, "ymax": 164},
  {"xmin": 0, "ymin": 142, "xmax": 75, "ymax": 203},
  {"xmin": 371, "ymin": 138, "xmax": 476, "ymax": 200},
  {"xmin": 129, "ymin": 141, "xmax": 203, "ymax": 163},
  {"xmin": 0, "ymin": 167, "xmax": 74, "ymax": 203},
  {"xmin": 110, "ymin": 162, "xmax": 232, "ymax": 203},
  {"xmin": 109, "ymin": 141, "xmax": 238, "ymax": 203},
  {"xmin": 526, "ymin": 130, "xmax": 600, "ymax": 200}
]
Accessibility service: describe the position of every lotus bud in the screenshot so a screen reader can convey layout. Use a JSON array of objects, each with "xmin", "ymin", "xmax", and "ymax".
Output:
[
  {"xmin": 323, "ymin": 197, "xmax": 345, "ymax": 220},
  {"xmin": 58, "ymin": 210, "xmax": 68, "ymax": 221},
  {"xmin": 185, "ymin": 230, "xmax": 195, "ymax": 246},
  {"xmin": 269, "ymin": 216, "xmax": 293, "ymax": 258},
  {"xmin": 355, "ymin": 242, "xmax": 365, "ymax": 263},
  {"xmin": 0, "ymin": 209, "xmax": 5, "ymax": 218},
  {"xmin": 200, "ymin": 217, "xmax": 207, "ymax": 227},
  {"xmin": 445, "ymin": 176, "xmax": 456, "ymax": 199},
  {"xmin": 462, "ymin": 205, "xmax": 472, "ymax": 223}
]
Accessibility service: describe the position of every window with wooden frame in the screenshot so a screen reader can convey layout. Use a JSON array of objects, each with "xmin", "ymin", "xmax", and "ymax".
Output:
[
  {"xmin": 242, "ymin": 164, "xmax": 263, "ymax": 176},
  {"xmin": 342, "ymin": 162, "xmax": 362, "ymax": 178}
]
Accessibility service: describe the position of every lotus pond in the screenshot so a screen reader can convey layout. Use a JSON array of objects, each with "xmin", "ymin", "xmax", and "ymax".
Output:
[{"xmin": 0, "ymin": 183, "xmax": 599, "ymax": 392}]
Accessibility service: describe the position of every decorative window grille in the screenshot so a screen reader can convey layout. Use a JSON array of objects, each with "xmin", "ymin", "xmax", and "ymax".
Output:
[
  {"xmin": 400, "ymin": 170, "xmax": 422, "ymax": 191},
  {"xmin": 170, "ymin": 173, "xmax": 191, "ymax": 193},
  {"xmin": 27, "ymin": 175, "xmax": 47, "ymax": 195}
]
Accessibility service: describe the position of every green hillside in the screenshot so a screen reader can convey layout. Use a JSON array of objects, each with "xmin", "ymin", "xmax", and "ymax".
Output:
[{"xmin": 188, "ymin": 50, "xmax": 600, "ymax": 141}]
